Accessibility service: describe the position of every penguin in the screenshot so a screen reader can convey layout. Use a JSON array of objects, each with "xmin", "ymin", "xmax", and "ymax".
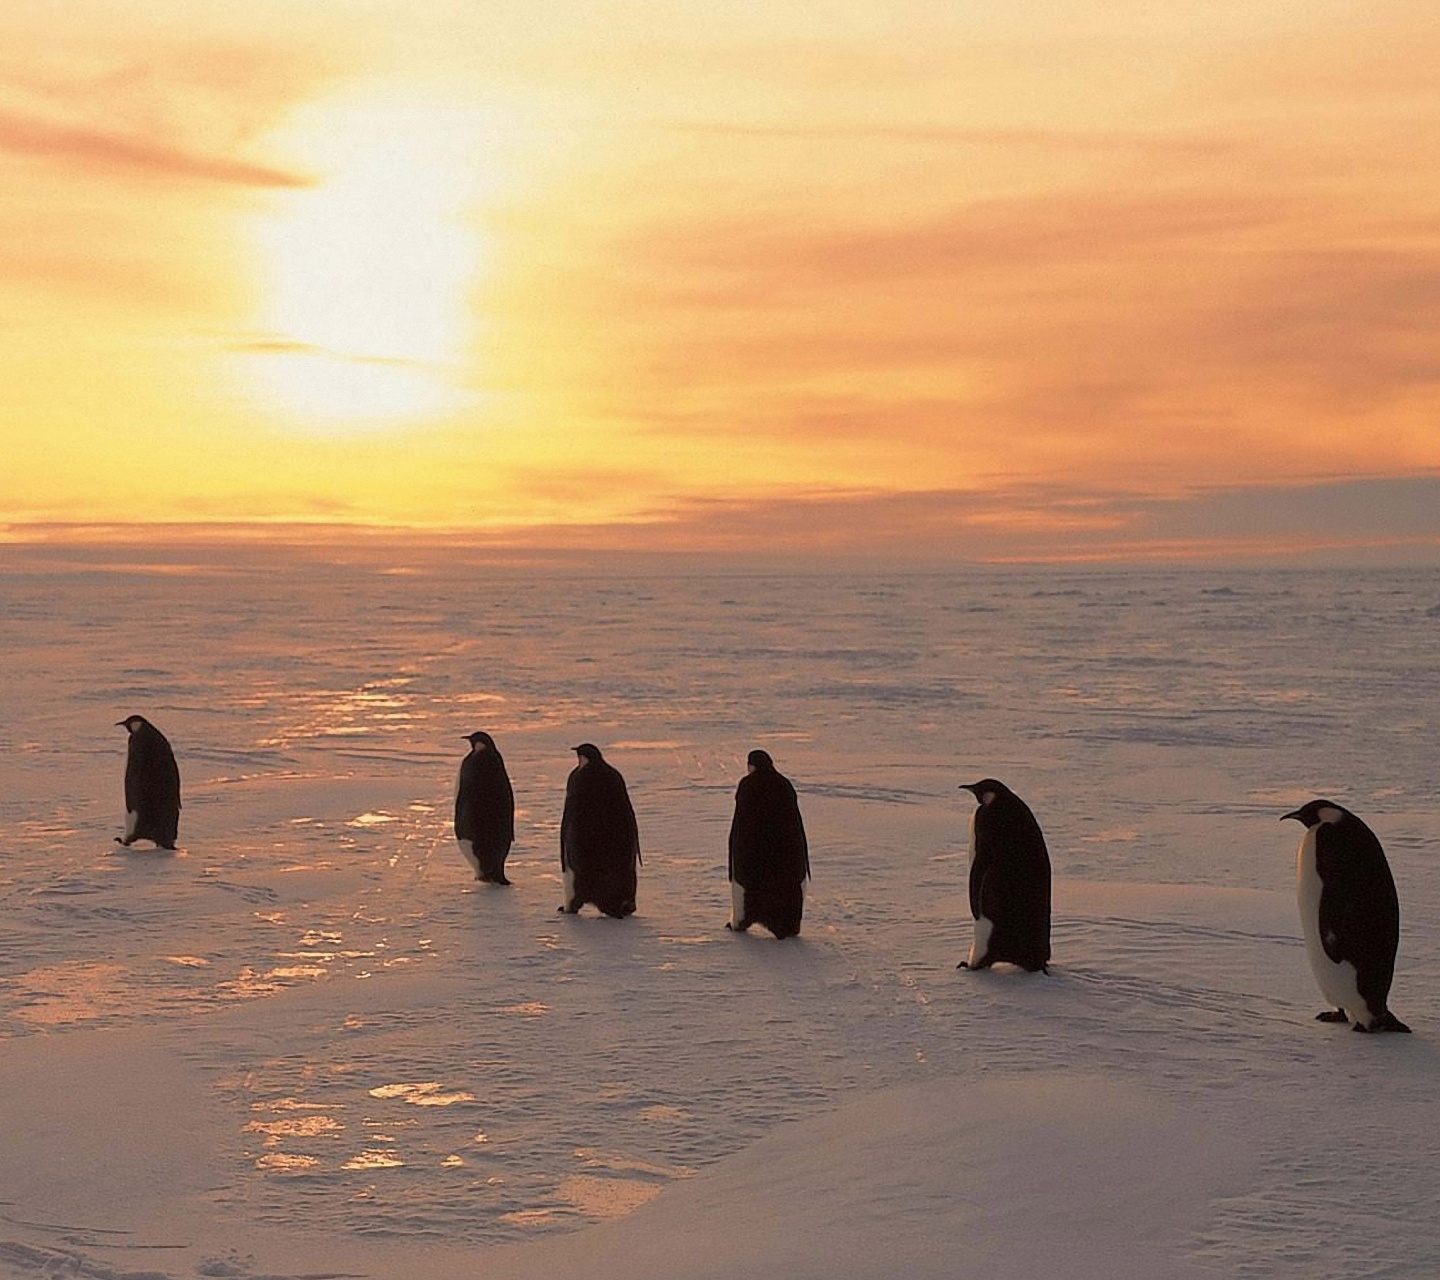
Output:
[
  {"xmin": 1281, "ymin": 799, "xmax": 1410, "ymax": 1032},
  {"xmin": 957, "ymin": 778, "xmax": 1050, "ymax": 973},
  {"xmin": 115, "ymin": 715, "xmax": 181, "ymax": 850},
  {"xmin": 726, "ymin": 749, "xmax": 810, "ymax": 939},
  {"xmin": 559, "ymin": 744, "xmax": 640, "ymax": 918},
  {"xmin": 455, "ymin": 731, "xmax": 515, "ymax": 885}
]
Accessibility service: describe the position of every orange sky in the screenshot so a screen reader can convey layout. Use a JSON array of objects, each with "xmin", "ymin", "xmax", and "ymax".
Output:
[{"xmin": 2, "ymin": 1, "xmax": 1438, "ymax": 560}]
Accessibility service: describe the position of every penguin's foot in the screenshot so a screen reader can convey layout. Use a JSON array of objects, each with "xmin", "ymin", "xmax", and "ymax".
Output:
[
  {"xmin": 481, "ymin": 872, "xmax": 512, "ymax": 886},
  {"xmin": 1362, "ymin": 1011, "xmax": 1412, "ymax": 1034},
  {"xmin": 1316, "ymin": 1009, "xmax": 1350, "ymax": 1023},
  {"xmin": 557, "ymin": 904, "xmax": 579, "ymax": 914}
]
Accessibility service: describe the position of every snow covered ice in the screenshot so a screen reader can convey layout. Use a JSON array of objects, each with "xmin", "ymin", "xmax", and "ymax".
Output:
[{"xmin": 1, "ymin": 543, "xmax": 1438, "ymax": 1279}]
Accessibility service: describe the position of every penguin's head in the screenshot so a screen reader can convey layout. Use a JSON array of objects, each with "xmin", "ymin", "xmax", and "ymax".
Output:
[
  {"xmin": 464, "ymin": 731, "xmax": 496, "ymax": 751},
  {"xmin": 116, "ymin": 715, "xmax": 149, "ymax": 735},
  {"xmin": 746, "ymin": 749, "xmax": 774, "ymax": 773},
  {"xmin": 1281, "ymin": 799, "xmax": 1349, "ymax": 828},
  {"xmin": 572, "ymin": 742, "xmax": 603, "ymax": 766},
  {"xmin": 960, "ymin": 778, "xmax": 1008, "ymax": 806}
]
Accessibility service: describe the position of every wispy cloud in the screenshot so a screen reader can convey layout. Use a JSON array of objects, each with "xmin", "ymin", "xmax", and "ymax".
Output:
[
  {"xmin": 0, "ymin": 107, "xmax": 311, "ymax": 187},
  {"xmin": 532, "ymin": 475, "xmax": 1440, "ymax": 563}
]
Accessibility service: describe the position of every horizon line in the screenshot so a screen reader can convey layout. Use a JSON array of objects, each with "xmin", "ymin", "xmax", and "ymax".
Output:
[{"xmin": 2, "ymin": 517, "xmax": 1438, "ymax": 571}]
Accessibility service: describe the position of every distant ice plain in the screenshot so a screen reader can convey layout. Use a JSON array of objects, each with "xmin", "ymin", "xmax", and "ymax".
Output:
[{"xmin": 1, "ymin": 546, "xmax": 1438, "ymax": 1278}]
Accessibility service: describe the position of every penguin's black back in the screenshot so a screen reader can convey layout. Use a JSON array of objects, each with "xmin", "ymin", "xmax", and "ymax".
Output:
[
  {"xmin": 1316, "ymin": 812, "xmax": 1401, "ymax": 1013},
  {"xmin": 455, "ymin": 746, "xmax": 516, "ymax": 854},
  {"xmin": 728, "ymin": 760, "xmax": 809, "ymax": 939},
  {"xmin": 561, "ymin": 756, "xmax": 640, "ymax": 916}
]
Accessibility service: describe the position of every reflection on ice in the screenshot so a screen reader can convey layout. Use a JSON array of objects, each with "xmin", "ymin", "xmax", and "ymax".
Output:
[
  {"xmin": 1080, "ymin": 828, "xmax": 1140, "ymax": 844},
  {"xmin": 269, "ymin": 965, "xmax": 328, "ymax": 980},
  {"xmin": 13, "ymin": 961, "xmax": 127, "ymax": 1026},
  {"xmin": 244, "ymin": 1115, "xmax": 344, "ymax": 1141},
  {"xmin": 348, "ymin": 812, "xmax": 398, "ymax": 827},
  {"xmin": 254, "ymin": 1097, "xmax": 336, "ymax": 1111},
  {"xmin": 301, "ymin": 928, "xmax": 343, "ymax": 945},
  {"xmin": 609, "ymin": 740, "xmax": 690, "ymax": 751},
  {"xmin": 500, "ymin": 1208, "xmax": 560, "ymax": 1228},
  {"xmin": 368, "ymin": 1082, "xmax": 476, "ymax": 1106},
  {"xmin": 218, "ymin": 963, "xmax": 328, "ymax": 999},
  {"xmin": 343, "ymin": 1149, "xmax": 405, "ymax": 1170},
  {"xmin": 255, "ymin": 1153, "xmax": 321, "ymax": 1172}
]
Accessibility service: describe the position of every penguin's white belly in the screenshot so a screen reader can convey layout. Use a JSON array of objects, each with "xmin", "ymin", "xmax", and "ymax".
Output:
[
  {"xmin": 125, "ymin": 810, "xmax": 138, "ymax": 840},
  {"xmin": 563, "ymin": 865, "xmax": 575, "ymax": 908},
  {"xmin": 968, "ymin": 915, "xmax": 994, "ymax": 967},
  {"xmin": 457, "ymin": 838, "xmax": 480, "ymax": 875},
  {"xmin": 966, "ymin": 810, "xmax": 991, "ymax": 966},
  {"xmin": 1297, "ymin": 829, "xmax": 1368, "ymax": 1022},
  {"xmin": 730, "ymin": 881, "xmax": 746, "ymax": 928}
]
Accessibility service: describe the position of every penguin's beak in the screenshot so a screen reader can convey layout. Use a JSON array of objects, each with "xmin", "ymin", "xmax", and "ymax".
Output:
[
  {"xmin": 1280, "ymin": 809, "xmax": 1303, "ymax": 823},
  {"xmin": 958, "ymin": 782, "xmax": 980, "ymax": 795},
  {"xmin": 115, "ymin": 720, "xmax": 127, "ymax": 729}
]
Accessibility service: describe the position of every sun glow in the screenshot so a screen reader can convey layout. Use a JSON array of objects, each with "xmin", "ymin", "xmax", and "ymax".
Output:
[{"xmin": 242, "ymin": 94, "xmax": 497, "ymax": 430}]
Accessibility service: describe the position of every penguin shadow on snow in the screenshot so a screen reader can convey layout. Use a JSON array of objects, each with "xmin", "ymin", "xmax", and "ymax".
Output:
[
  {"xmin": 553, "ymin": 908, "xmax": 664, "ymax": 961},
  {"xmin": 551, "ymin": 909, "xmax": 733, "ymax": 991}
]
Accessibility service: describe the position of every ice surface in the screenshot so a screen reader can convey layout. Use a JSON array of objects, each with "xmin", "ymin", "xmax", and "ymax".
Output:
[{"xmin": 0, "ymin": 546, "xmax": 1437, "ymax": 1278}]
